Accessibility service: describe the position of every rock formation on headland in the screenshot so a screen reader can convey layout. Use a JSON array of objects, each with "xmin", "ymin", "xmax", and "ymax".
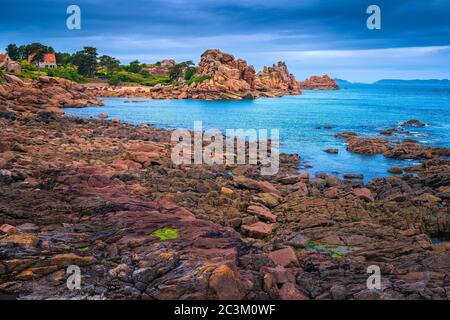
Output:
[
  {"xmin": 254, "ymin": 61, "xmax": 301, "ymax": 92},
  {"xmin": 195, "ymin": 49, "xmax": 257, "ymax": 94},
  {"xmin": 0, "ymin": 74, "xmax": 103, "ymax": 114},
  {"xmin": 90, "ymin": 49, "xmax": 303, "ymax": 100},
  {"xmin": 300, "ymin": 75, "xmax": 339, "ymax": 90}
]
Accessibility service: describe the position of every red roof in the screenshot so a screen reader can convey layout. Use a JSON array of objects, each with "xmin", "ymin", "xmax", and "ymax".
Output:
[
  {"xmin": 28, "ymin": 53, "xmax": 56, "ymax": 64},
  {"xmin": 0, "ymin": 54, "xmax": 7, "ymax": 61},
  {"xmin": 43, "ymin": 53, "xmax": 56, "ymax": 63}
]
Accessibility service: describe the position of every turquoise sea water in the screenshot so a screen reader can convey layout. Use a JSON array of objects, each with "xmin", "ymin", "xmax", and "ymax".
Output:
[{"xmin": 65, "ymin": 84, "xmax": 450, "ymax": 181}]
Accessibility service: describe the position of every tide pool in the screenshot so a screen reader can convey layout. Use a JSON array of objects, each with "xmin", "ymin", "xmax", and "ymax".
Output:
[{"xmin": 65, "ymin": 83, "xmax": 450, "ymax": 181}]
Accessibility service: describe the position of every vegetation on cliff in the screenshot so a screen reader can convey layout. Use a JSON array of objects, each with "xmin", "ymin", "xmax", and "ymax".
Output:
[{"xmin": 6, "ymin": 42, "xmax": 210, "ymax": 87}]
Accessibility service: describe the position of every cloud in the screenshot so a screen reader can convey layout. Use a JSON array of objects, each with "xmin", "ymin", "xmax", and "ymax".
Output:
[
  {"xmin": 1, "ymin": 0, "xmax": 450, "ymax": 81},
  {"xmin": 264, "ymin": 46, "xmax": 450, "ymax": 59}
]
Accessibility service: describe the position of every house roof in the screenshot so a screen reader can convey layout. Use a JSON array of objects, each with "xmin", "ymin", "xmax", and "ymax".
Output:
[
  {"xmin": 0, "ymin": 54, "xmax": 8, "ymax": 61},
  {"xmin": 43, "ymin": 53, "xmax": 56, "ymax": 63},
  {"xmin": 28, "ymin": 53, "xmax": 57, "ymax": 64}
]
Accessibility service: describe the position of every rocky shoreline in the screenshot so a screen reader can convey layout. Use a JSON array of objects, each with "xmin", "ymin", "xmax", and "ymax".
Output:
[
  {"xmin": 0, "ymin": 75, "xmax": 103, "ymax": 115},
  {"xmin": 0, "ymin": 105, "xmax": 449, "ymax": 299}
]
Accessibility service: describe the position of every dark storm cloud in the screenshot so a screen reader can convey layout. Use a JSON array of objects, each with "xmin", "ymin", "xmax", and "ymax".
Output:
[{"xmin": 1, "ymin": 0, "xmax": 450, "ymax": 81}]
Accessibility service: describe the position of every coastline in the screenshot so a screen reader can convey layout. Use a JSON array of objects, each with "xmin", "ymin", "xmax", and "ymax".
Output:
[{"xmin": 0, "ymin": 105, "xmax": 449, "ymax": 299}]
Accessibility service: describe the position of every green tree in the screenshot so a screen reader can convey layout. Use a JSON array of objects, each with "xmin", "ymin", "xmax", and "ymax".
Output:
[
  {"xmin": 168, "ymin": 64, "xmax": 183, "ymax": 82},
  {"xmin": 24, "ymin": 43, "xmax": 54, "ymax": 58},
  {"xmin": 55, "ymin": 52, "xmax": 73, "ymax": 65},
  {"xmin": 5, "ymin": 44, "xmax": 20, "ymax": 60},
  {"xmin": 184, "ymin": 66, "xmax": 198, "ymax": 80},
  {"xmin": 72, "ymin": 46, "xmax": 98, "ymax": 76},
  {"xmin": 31, "ymin": 49, "xmax": 45, "ymax": 77},
  {"xmin": 128, "ymin": 60, "xmax": 142, "ymax": 73},
  {"xmin": 168, "ymin": 61, "xmax": 192, "ymax": 82},
  {"xmin": 99, "ymin": 55, "xmax": 120, "ymax": 73},
  {"xmin": 18, "ymin": 45, "xmax": 27, "ymax": 60}
]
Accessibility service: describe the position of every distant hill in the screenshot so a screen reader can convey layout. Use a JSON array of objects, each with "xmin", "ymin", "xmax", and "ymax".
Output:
[
  {"xmin": 335, "ymin": 78, "xmax": 450, "ymax": 87},
  {"xmin": 334, "ymin": 78, "xmax": 370, "ymax": 88},
  {"xmin": 335, "ymin": 78, "xmax": 353, "ymax": 86},
  {"xmin": 373, "ymin": 79, "xmax": 450, "ymax": 86}
]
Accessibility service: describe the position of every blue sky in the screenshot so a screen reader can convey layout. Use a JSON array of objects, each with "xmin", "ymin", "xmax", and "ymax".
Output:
[{"xmin": 1, "ymin": 0, "xmax": 450, "ymax": 82}]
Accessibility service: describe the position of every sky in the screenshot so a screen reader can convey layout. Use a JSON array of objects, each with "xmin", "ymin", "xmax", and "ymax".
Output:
[{"xmin": 1, "ymin": 0, "xmax": 450, "ymax": 82}]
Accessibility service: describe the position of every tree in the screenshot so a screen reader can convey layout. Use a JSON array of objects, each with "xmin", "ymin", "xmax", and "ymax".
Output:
[
  {"xmin": 18, "ymin": 45, "xmax": 27, "ymax": 60},
  {"xmin": 24, "ymin": 43, "xmax": 54, "ymax": 57},
  {"xmin": 55, "ymin": 52, "xmax": 73, "ymax": 65},
  {"xmin": 72, "ymin": 46, "xmax": 98, "ymax": 76},
  {"xmin": 99, "ymin": 55, "xmax": 120, "ymax": 73},
  {"xmin": 169, "ymin": 61, "xmax": 194, "ymax": 82},
  {"xmin": 5, "ymin": 44, "xmax": 20, "ymax": 60},
  {"xmin": 128, "ymin": 60, "xmax": 142, "ymax": 73},
  {"xmin": 184, "ymin": 66, "xmax": 198, "ymax": 80},
  {"xmin": 31, "ymin": 49, "xmax": 45, "ymax": 77}
]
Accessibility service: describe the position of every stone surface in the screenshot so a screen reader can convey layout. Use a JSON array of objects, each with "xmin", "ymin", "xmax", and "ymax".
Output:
[
  {"xmin": 209, "ymin": 265, "xmax": 243, "ymax": 300},
  {"xmin": 0, "ymin": 112, "xmax": 448, "ymax": 301},
  {"xmin": 241, "ymin": 222, "xmax": 273, "ymax": 238},
  {"xmin": 0, "ymin": 224, "xmax": 20, "ymax": 234},
  {"xmin": 247, "ymin": 204, "xmax": 277, "ymax": 223},
  {"xmin": 267, "ymin": 247, "xmax": 299, "ymax": 268},
  {"xmin": 352, "ymin": 188, "xmax": 374, "ymax": 202}
]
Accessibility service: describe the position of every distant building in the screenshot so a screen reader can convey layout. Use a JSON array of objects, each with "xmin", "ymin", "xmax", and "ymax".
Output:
[
  {"xmin": 160, "ymin": 59, "xmax": 176, "ymax": 68},
  {"xmin": 0, "ymin": 53, "xmax": 20, "ymax": 74},
  {"xmin": 0, "ymin": 53, "xmax": 11, "ymax": 68},
  {"xmin": 28, "ymin": 53, "xmax": 57, "ymax": 68},
  {"xmin": 148, "ymin": 59, "xmax": 176, "ymax": 75}
]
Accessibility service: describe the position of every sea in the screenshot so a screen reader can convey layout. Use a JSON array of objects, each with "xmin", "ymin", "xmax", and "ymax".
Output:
[{"xmin": 65, "ymin": 82, "xmax": 450, "ymax": 181}]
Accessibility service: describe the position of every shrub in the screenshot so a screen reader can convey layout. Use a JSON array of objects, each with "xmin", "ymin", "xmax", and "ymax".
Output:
[
  {"xmin": 141, "ymin": 75, "xmax": 171, "ymax": 86},
  {"xmin": 108, "ymin": 74, "xmax": 120, "ymax": 85},
  {"xmin": 46, "ymin": 67, "xmax": 87, "ymax": 83},
  {"xmin": 116, "ymin": 71, "xmax": 145, "ymax": 83},
  {"xmin": 20, "ymin": 69, "xmax": 46, "ymax": 80},
  {"xmin": 184, "ymin": 75, "xmax": 211, "ymax": 85},
  {"xmin": 19, "ymin": 60, "xmax": 37, "ymax": 71}
]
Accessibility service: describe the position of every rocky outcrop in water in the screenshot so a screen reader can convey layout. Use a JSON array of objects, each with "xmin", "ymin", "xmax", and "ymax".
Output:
[
  {"xmin": 0, "ymin": 75, "xmax": 103, "ymax": 114},
  {"xmin": 336, "ymin": 126, "xmax": 450, "ymax": 159},
  {"xmin": 300, "ymin": 75, "xmax": 339, "ymax": 90}
]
